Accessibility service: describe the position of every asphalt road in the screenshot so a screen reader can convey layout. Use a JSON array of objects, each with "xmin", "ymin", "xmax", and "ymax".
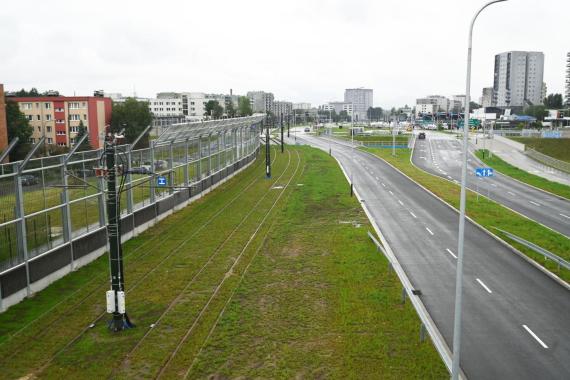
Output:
[
  {"xmin": 292, "ymin": 133, "xmax": 570, "ymax": 380},
  {"xmin": 411, "ymin": 131, "xmax": 570, "ymax": 238}
]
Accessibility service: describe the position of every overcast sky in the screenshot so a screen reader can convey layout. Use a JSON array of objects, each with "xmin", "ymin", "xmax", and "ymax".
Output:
[{"xmin": 1, "ymin": 0, "xmax": 568, "ymax": 108}]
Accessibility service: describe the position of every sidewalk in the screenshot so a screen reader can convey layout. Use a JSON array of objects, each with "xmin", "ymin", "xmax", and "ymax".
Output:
[{"xmin": 470, "ymin": 134, "xmax": 570, "ymax": 186}]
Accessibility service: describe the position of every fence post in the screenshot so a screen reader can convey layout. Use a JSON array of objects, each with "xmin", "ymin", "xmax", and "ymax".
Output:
[
  {"xmin": 168, "ymin": 141, "xmax": 174, "ymax": 195},
  {"xmin": 14, "ymin": 173, "xmax": 31, "ymax": 297},
  {"xmin": 149, "ymin": 141, "xmax": 156, "ymax": 204},
  {"xmin": 401, "ymin": 288, "xmax": 407, "ymax": 304},
  {"xmin": 197, "ymin": 136, "xmax": 202, "ymax": 180},
  {"xmin": 60, "ymin": 156, "xmax": 75, "ymax": 271},
  {"xmin": 126, "ymin": 149, "xmax": 133, "ymax": 214},
  {"xmin": 184, "ymin": 138, "xmax": 189, "ymax": 187},
  {"xmin": 207, "ymin": 132, "xmax": 212, "ymax": 176},
  {"xmin": 420, "ymin": 323, "xmax": 426, "ymax": 342}
]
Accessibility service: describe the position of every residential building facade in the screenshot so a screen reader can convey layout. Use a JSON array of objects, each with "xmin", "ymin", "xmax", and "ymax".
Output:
[
  {"xmin": 492, "ymin": 51, "xmax": 544, "ymax": 107},
  {"xmin": 451, "ymin": 95, "xmax": 466, "ymax": 110},
  {"xmin": 10, "ymin": 95, "xmax": 112, "ymax": 149},
  {"xmin": 293, "ymin": 102, "xmax": 311, "ymax": 110},
  {"xmin": 247, "ymin": 91, "xmax": 274, "ymax": 114},
  {"xmin": 344, "ymin": 88, "xmax": 373, "ymax": 121},
  {"xmin": 272, "ymin": 101, "xmax": 293, "ymax": 118},
  {"xmin": 481, "ymin": 87, "xmax": 494, "ymax": 108},
  {"xmin": 149, "ymin": 96, "xmax": 183, "ymax": 117},
  {"xmin": 415, "ymin": 95, "xmax": 449, "ymax": 116}
]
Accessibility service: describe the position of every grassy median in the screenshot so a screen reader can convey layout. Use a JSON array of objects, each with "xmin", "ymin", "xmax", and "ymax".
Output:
[
  {"xmin": 364, "ymin": 147, "xmax": 570, "ymax": 283},
  {"xmin": 0, "ymin": 146, "xmax": 446, "ymax": 379},
  {"xmin": 511, "ymin": 137, "xmax": 570, "ymax": 163},
  {"xmin": 475, "ymin": 149, "xmax": 570, "ymax": 200}
]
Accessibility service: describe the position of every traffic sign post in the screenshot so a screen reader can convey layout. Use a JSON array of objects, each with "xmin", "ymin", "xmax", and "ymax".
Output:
[
  {"xmin": 156, "ymin": 176, "xmax": 167, "ymax": 187},
  {"xmin": 475, "ymin": 167, "xmax": 494, "ymax": 201}
]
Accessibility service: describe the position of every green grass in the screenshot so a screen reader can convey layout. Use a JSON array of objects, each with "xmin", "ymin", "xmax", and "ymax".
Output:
[
  {"xmin": 0, "ymin": 146, "xmax": 446, "ymax": 379},
  {"xmin": 511, "ymin": 137, "xmax": 570, "ymax": 162},
  {"xmin": 364, "ymin": 147, "xmax": 570, "ymax": 283},
  {"xmin": 475, "ymin": 149, "xmax": 570, "ymax": 199}
]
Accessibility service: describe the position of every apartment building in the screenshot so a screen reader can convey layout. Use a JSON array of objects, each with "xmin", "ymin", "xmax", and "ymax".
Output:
[
  {"xmin": 344, "ymin": 88, "xmax": 373, "ymax": 121},
  {"xmin": 10, "ymin": 95, "xmax": 111, "ymax": 149},
  {"xmin": 492, "ymin": 51, "xmax": 544, "ymax": 107},
  {"xmin": 247, "ymin": 91, "xmax": 274, "ymax": 114},
  {"xmin": 272, "ymin": 101, "xmax": 293, "ymax": 119}
]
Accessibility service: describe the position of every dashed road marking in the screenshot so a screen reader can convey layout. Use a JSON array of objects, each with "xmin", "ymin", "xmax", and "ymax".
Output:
[
  {"xmin": 425, "ymin": 227, "xmax": 434, "ymax": 236},
  {"xmin": 476, "ymin": 278, "xmax": 492, "ymax": 294},
  {"xmin": 529, "ymin": 201, "xmax": 541, "ymax": 206},
  {"xmin": 522, "ymin": 325, "xmax": 548, "ymax": 349},
  {"xmin": 446, "ymin": 248, "xmax": 457, "ymax": 259}
]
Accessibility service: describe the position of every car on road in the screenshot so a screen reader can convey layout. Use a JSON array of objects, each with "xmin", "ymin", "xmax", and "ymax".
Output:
[
  {"xmin": 418, "ymin": 132, "xmax": 426, "ymax": 140},
  {"xmin": 21, "ymin": 174, "xmax": 39, "ymax": 186},
  {"xmin": 304, "ymin": 128, "xmax": 310, "ymax": 132},
  {"xmin": 130, "ymin": 166, "xmax": 152, "ymax": 175}
]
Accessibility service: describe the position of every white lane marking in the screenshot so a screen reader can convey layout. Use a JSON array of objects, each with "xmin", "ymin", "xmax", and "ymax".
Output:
[
  {"xmin": 375, "ymin": 176, "xmax": 379, "ymax": 180},
  {"xmin": 409, "ymin": 211, "xmax": 417, "ymax": 218},
  {"xmin": 447, "ymin": 175, "xmax": 452, "ymax": 179},
  {"xmin": 446, "ymin": 248, "xmax": 457, "ymax": 259},
  {"xmin": 560, "ymin": 213, "xmax": 570, "ymax": 219},
  {"xmin": 420, "ymin": 156, "xmax": 427, "ymax": 159},
  {"xmin": 425, "ymin": 227, "xmax": 434, "ymax": 236},
  {"xmin": 398, "ymin": 200, "xmax": 404, "ymax": 206},
  {"xmin": 529, "ymin": 201, "xmax": 541, "ymax": 206},
  {"xmin": 522, "ymin": 325, "xmax": 549, "ymax": 349},
  {"xmin": 490, "ymin": 183, "xmax": 497, "ymax": 187},
  {"xmin": 476, "ymin": 278, "xmax": 492, "ymax": 294},
  {"xmin": 389, "ymin": 190, "xmax": 394, "ymax": 195},
  {"xmin": 381, "ymin": 183, "xmax": 386, "ymax": 187},
  {"xmin": 508, "ymin": 191, "xmax": 515, "ymax": 196}
]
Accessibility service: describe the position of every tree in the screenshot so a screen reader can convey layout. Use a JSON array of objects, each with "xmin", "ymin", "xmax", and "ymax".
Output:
[
  {"xmin": 367, "ymin": 107, "xmax": 383, "ymax": 121},
  {"xmin": 524, "ymin": 105, "xmax": 548, "ymax": 120},
  {"xmin": 225, "ymin": 101, "xmax": 237, "ymax": 118},
  {"xmin": 75, "ymin": 120, "xmax": 93, "ymax": 151},
  {"xmin": 110, "ymin": 98, "xmax": 152, "ymax": 148},
  {"xmin": 204, "ymin": 100, "xmax": 223, "ymax": 119},
  {"xmin": 238, "ymin": 96, "xmax": 253, "ymax": 116},
  {"xmin": 543, "ymin": 93, "xmax": 563, "ymax": 109},
  {"xmin": 13, "ymin": 88, "xmax": 59, "ymax": 97},
  {"xmin": 5, "ymin": 100, "xmax": 33, "ymax": 160}
]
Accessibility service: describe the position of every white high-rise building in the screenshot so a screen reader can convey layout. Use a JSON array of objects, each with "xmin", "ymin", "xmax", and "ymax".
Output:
[
  {"xmin": 492, "ymin": 51, "xmax": 544, "ymax": 107},
  {"xmin": 247, "ymin": 91, "xmax": 274, "ymax": 113},
  {"xmin": 344, "ymin": 88, "xmax": 373, "ymax": 121}
]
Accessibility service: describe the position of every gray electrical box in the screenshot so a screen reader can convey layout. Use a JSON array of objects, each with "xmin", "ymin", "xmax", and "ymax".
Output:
[
  {"xmin": 117, "ymin": 291, "xmax": 126, "ymax": 314},
  {"xmin": 106, "ymin": 290, "xmax": 115, "ymax": 313}
]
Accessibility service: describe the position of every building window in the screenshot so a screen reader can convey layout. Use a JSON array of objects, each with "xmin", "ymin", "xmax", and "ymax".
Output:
[
  {"xmin": 83, "ymin": 114, "xmax": 87, "ymax": 120},
  {"xmin": 56, "ymin": 130, "xmax": 65, "ymax": 135},
  {"xmin": 21, "ymin": 103, "xmax": 33, "ymax": 110},
  {"xmin": 47, "ymin": 126, "xmax": 52, "ymax": 133},
  {"xmin": 45, "ymin": 115, "xmax": 52, "ymax": 121},
  {"xmin": 36, "ymin": 115, "xmax": 41, "ymax": 120},
  {"xmin": 47, "ymin": 138, "xmax": 53, "ymax": 144},
  {"xmin": 70, "ymin": 126, "xmax": 79, "ymax": 133},
  {"xmin": 69, "ymin": 114, "xmax": 81, "ymax": 121},
  {"xmin": 37, "ymin": 126, "xmax": 41, "ymax": 132},
  {"xmin": 69, "ymin": 102, "xmax": 81, "ymax": 109},
  {"xmin": 44, "ymin": 103, "xmax": 51, "ymax": 109}
]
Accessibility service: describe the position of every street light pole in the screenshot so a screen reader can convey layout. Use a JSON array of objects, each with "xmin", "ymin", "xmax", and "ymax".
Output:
[{"xmin": 452, "ymin": 2, "xmax": 507, "ymax": 379}]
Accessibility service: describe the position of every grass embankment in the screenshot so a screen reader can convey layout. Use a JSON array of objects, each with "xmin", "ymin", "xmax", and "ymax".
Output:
[
  {"xmin": 475, "ymin": 149, "xmax": 570, "ymax": 199},
  {"xmin": 0, "ymin": 146, "xmax": 446, "ymax": 379},
  {"xmin": 364, "ymin": 147, "xmax": 570, "ymax": 283},
  {"xmin": 511, "ymin": 137, "xmax": 570, "ymax": 163}
]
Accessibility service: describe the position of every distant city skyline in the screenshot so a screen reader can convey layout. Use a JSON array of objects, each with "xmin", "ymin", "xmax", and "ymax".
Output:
[{"xmin": 1, "ymin": 0, "xmax": 569, "ymax": 109}]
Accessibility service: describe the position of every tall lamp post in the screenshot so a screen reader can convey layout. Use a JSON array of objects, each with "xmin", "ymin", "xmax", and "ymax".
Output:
[{"xmin": 452, "ymin": 1, "xmax": 507, "ymax": 379}]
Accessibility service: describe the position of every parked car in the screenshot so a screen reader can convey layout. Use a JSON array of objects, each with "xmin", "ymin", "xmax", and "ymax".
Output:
[
  {"xmin": 21, "ymin": 174, "xmax": 39, "ymax": 186},
  {"xmin": 418, "ymin": 132, "xmax": 426, "ymax": 140},
  {"xmin": 304, "ymin": 127, "xmax": 310, "ymax": 132},
  {"xmin": 130, "ymin": 166, "xmax": 152, "ymax": 175}
]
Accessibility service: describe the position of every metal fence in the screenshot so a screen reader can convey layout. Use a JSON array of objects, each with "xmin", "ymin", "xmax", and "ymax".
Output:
[
  {"xmin": 0, "ymin": 117, "xmax": 263, "ymax": 309},
  {"xmin": 524, "ymin": 148, "xmax": 570, "ymax": 174}
]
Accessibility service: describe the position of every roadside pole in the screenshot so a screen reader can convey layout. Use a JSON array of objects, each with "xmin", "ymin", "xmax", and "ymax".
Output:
[
  {"xmin": 266, "ymin": 122, "xmax": 271, "ymax": 178},
  {"xmin": 280, "ymin": 113, "xmax": 284, "ymax": 153}
]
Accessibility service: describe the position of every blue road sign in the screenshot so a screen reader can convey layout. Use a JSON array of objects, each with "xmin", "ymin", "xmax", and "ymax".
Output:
[
  {"xmin": 157, "ymin": 176, "xmax": 167, "ymax": 186},
  {"xmin": 475, "ymin": 168, "xmax": 494, "ymax": 177}
]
